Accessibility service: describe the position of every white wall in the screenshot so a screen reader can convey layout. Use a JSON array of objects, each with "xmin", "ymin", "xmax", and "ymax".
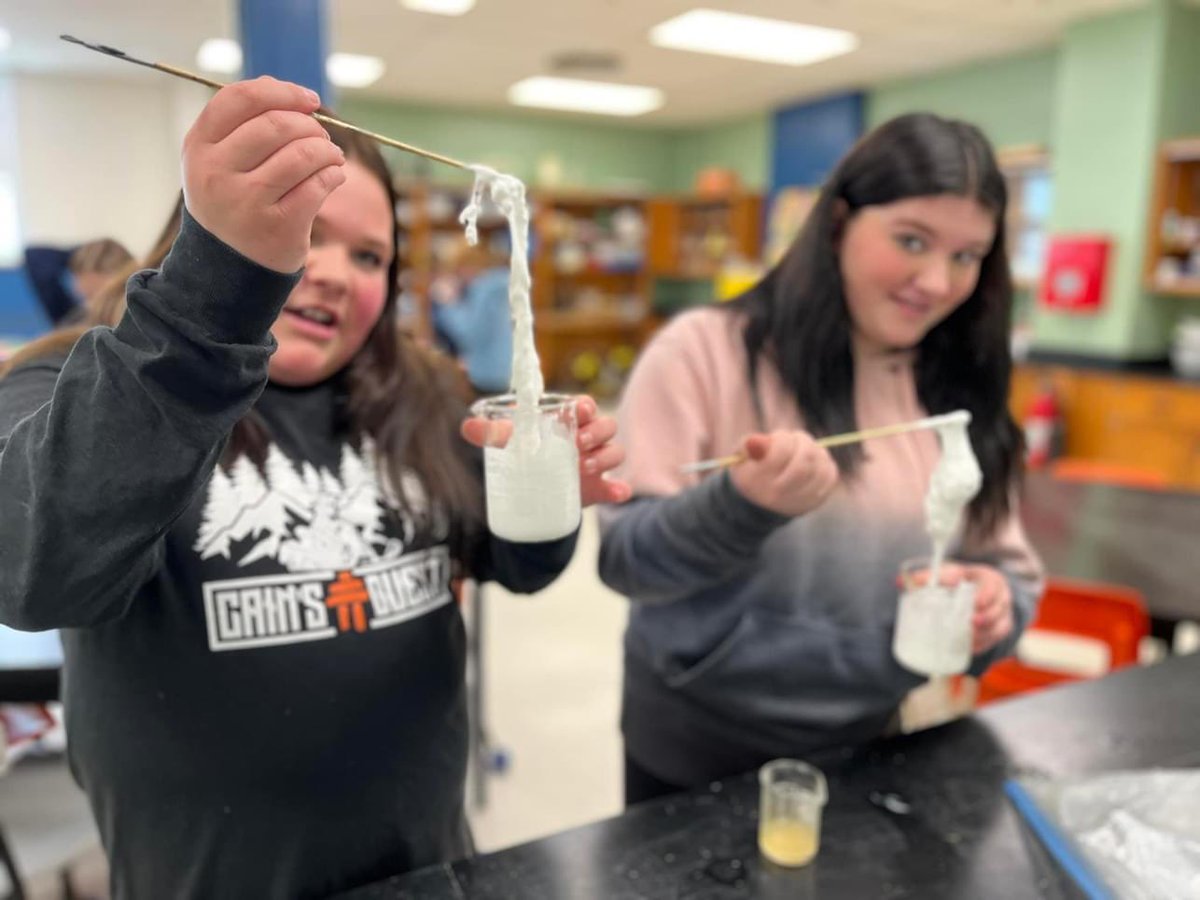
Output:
[
  {"xmin": 0, "ymin": 79, "xmax": 22, "ymax": 267},
  {"xmin": 14, "ymin": 74, "xmax": 209, "ymax": 258}
]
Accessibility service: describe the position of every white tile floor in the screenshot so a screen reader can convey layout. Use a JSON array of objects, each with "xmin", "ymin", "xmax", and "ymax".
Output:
[
  {"xmin": 466, "ymin": 509, "xmax": 628, "ymax": 852},
  {"xmin": 0, "ymin": 755, "xmax": 106, "ymax": 898}
]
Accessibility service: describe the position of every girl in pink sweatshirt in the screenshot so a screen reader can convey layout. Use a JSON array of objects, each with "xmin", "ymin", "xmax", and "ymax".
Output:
[{"xmin": 598, "ymin": 113, "xmax": 1044, "ymax": 803}]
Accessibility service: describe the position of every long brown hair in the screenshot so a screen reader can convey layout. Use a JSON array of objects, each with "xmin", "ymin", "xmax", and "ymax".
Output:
[{"xmin": 3, "ymin": 114, "xmax": 482, "ymax": 537}]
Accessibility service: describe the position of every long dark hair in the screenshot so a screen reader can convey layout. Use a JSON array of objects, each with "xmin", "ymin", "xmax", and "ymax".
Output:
[
  {"xmin": 229, "ymin": 117, "xmax": 482, "ymax": 537},
  {"xmin": 734, "ymin": 113, "xmax": 1021, "ymax": 538},
  {"xmin": 4, "ymin": 113, "xmax": 482, "ymax": 543}
]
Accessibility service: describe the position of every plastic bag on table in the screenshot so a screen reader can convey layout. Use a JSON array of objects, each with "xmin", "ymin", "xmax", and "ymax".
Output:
[{"xmin": 1015, "ymin": 769, "xmax": 1200, "ymax": 900}]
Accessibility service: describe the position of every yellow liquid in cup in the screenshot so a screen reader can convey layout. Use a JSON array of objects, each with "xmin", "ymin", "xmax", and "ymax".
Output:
[{"xmin": 758, "ymin": 820, "xmax": 818, "ymax": 867}]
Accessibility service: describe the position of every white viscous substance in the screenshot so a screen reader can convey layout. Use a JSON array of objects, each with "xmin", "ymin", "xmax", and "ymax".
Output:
[
  {"xmin": 460, "ymin": 165, "xmax": 543, "ymax": 416},
  {"xmin": 924, "ymin": 411, "xmax": 983, "ymax": 581},
  {"xmin": 462, "ymin": 166, "xmax": 581, "ymax": 541},
  {"xmin": 893, "ymin": 410, "xmax": 984, "ymax": 677},
  {"xmin": 892, "ymin": 578, "xmax": 976, "ymax": 677},
  {"xmin": 483, "ymin": 411, "xmax": 581, "ymax": 542}
]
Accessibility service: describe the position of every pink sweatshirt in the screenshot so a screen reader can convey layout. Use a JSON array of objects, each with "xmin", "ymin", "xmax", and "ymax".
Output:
[{"xmin": 598, "ymin": 306, "xmax": 1044, "ymax": 784}]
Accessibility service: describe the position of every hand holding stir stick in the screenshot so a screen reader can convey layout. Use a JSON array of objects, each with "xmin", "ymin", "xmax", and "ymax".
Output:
[{"xmin": 679, "ymin": 410, "xmax": 970, "ymax": 475}]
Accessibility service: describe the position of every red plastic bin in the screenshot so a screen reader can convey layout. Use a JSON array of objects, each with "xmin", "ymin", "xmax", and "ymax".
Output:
[{"xmin": 976, "ymin": 578, "xmax": 1149, "ymax": 705}]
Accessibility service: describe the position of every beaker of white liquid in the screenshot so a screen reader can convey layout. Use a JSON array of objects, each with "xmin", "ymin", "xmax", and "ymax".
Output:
[
  {"xmin": 758, "ymin": 759, "xmax": 827, "ymax": 867},
  {"xmin": 892, "ymin": 557, "xmax": 976, "ymax": 677},
  {"xmin": 470, "ymin": 393, "xmax": 581, "ymax": 543}
]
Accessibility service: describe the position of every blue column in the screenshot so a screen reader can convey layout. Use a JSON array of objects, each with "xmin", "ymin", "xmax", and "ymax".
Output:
[
  {"xmin": 771, "ymin": 92, "xmax": 865, "ymax": 190},
  {"xmin": 238, "ymin": 0, "xmax": 330, "ymax": 101}
]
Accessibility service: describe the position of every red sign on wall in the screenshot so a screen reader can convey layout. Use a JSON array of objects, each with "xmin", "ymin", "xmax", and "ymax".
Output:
[{"xmin": 1039, "ymin": 235, "xmax": 1111, "ymax": 313}]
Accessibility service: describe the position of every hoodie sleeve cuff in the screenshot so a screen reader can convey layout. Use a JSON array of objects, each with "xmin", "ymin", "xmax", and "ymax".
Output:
[{"xmin": 153, "ymin": 206, "xmax": 302, "ymax": 345}]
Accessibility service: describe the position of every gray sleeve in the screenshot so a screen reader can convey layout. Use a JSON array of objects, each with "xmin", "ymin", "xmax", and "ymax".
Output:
[
  {"xmin": 0, "ymin": 210, "xmax": 299, "ymax": 631},
  {"xmin": 596, "ymin": 472, "xmax": 790, "ymax": 605}
]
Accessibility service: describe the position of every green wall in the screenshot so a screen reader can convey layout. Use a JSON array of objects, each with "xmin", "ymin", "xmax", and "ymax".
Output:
[
  {"xmin": 868, "ymin": 1, "xmax": 1198, "ymax": 357},
  {"xmin": 1032, "ymin": 6, "xmax": 1163, "ymax": 356},
  {"xmin": 339, "ymin": 3, "xmax": 1200, "ymax": 356},
  {"xmin": 340, "ymin": 98, "xmax": 770, "ymax": 194},
  {"xmin": 1157, "ymin": 0, "xmax": 1200, "ymax": 141},
  {"xmin": 664, "ymin": 114, "xmax": 771, "ymax": 192},
  {"xmin": 340, "ymin": 97, "xmax": 675, "ymax": 191},
  {"xmin": 1034, "ymin": 0, "xmax": 1200, "ymax": 357},
  {"xmin": 866, "ymin": 48, "xmax": 1058, "ymax": 149},
  {"xmin": 1151, "ymin": 0, "xmax": 1200, "ymax": 330}
]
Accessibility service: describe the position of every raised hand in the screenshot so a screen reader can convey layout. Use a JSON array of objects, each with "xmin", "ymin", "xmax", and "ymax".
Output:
[{"xmin": 182, "ymin": 77, "xmax": 345, "ymax": 273}]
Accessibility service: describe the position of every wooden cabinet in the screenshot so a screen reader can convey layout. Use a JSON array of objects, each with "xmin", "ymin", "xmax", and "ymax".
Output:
[
  {"xmin": 1144, "ymin": 138, "xmax": 1200, "ymax": 298},
  {"xmin": 394, "ymin": 179, "xmax": 508, "ymax": 344},
  {"xmin": 1011, "ymin": 363, "xmax": 1200, "ymax": 490},
  {"xmin": 395, "ymin": 183, "xmax": 764, "ymax": 393},
  {"xmin": 646, "ymin": 193, "xmax": 762, "ymax": 280},
  {"xmin": 645, "ymin": 192, "xmax": 763, "ymax": 323},
  {"xmin": 530, "ymin": 193, "xmax": 652, "ymax": 392}
]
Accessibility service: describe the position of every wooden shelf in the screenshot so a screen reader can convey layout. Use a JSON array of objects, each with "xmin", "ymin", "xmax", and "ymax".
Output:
[
  {"xmin": 671, "ymin": 193, "xmax": 751, "ymax": 208},
  {"xmin": 536, "ymin": 309, "xmax": 647, "ymax": 334},
  {"xmin": 646, "ymin": 193, "xmax": 763, "ymax": 280},
  {"xmin": 652, "ymin": 265, "xmax": 720, "ymax": 280},
  {"xmin": 538, "ymin": 191, "xmax": 646, "ymax": 209},
  {"xmin": 531, "ymin": 194, "xmax": 654, "ymax": 385},
  {"xmin": 1148, "ymin": 278, "xmax": 1200, "ymax": 298},
  {"xmin": 1144, "ymin": 140, "xmax": 1200, "ymax": 290},
  {"xmin": 428, "ymin": 219, "xmax": 506, "ymax": 232},
  {"xmin": 392, "ymin": 180, "xmax": 761, "ymax": 391},
  {"xmin": 1162, "ymin": 137, "xmax": 1200, "ymax": 163},
  {"xmin": 549, "ymin": 270, "xmax": 645, "ymax": 293}
]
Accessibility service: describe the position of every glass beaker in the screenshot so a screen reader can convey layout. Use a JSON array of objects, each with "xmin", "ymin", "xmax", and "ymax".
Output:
[
  {"xmin": 758, "ymin": 759, "xmax": 827, "ymax": 867},
  {"xmin": 892, "ymin": 556, "xmax": 976, "ymax": 676},
  {"xmin": 469, "ymin": 393, "xmax": 581, "ymax": 543}
]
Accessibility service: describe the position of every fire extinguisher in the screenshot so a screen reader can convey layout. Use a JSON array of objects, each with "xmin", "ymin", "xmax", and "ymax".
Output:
[{"xmin": 1024, "ymin": 382, "xmax": 1062, "ymax": 469}]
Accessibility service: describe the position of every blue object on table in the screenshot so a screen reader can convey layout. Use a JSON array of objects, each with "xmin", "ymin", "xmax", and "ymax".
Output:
[{"xmin": 1003, "ymin": 779, "xmax": 1115, "ymax": 900}]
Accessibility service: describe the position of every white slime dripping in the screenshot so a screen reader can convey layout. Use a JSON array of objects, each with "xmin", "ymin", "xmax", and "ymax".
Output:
[
  {"xmin": 893, "ymin": 410, "xmax": 983, "ymax": 676},
  {"xmin": 461, "ymin": 166, "xmax": 580, "ymax": 541},
  {"xmin": 924, "ymin": 411, "xmax": 983, "ymax": 585},
  {"xmin": 460, "ymin": 165, "xmax": 543, "ymax": 419}
]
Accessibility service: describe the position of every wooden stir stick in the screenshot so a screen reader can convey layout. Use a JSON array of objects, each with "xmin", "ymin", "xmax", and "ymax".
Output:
[
  {"xmin": 60, "ymin": 35, "xmax": 470, "ymax": 172},
  {"xmin": 679, "ymin": 411, "xmax": 971, "ymax": 474}
]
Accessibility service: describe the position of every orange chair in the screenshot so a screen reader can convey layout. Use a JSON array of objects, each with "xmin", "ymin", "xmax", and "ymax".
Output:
[
  {"xmin": 1050, "ymin": 458, "xmax": 1169, "ymax": 490},
  {"xmin": 976, "ymin": 578, "xmax": 1150, "ymax": 705}
]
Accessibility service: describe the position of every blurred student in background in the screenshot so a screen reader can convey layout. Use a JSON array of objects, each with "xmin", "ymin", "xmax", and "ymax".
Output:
[
  {"xmin": 23, "ymin": 237, "xmax": 133, "ymax": 326},
  {"xmin": 431, "ymin": 235, "xmax": 513, "ymax": 396}
]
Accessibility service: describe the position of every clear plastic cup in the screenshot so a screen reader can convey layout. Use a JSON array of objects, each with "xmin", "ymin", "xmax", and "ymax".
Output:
[
  {"xmin": 469, "ymin": 393, "xmax": 581, "ymax": 543},
  {"xmin": 758, "ymin": 759, "xmax": 827, "ymax": 867},
  {"xmin": 892, "ymin": 556, "xmax": 976, "ymax": 677}
]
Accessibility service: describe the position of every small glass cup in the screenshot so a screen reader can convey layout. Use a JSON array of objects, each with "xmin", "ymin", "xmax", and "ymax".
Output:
[
  {"xmin": 892, "ymin": 556, "xmax": 976, "ymax": 677},
  {"xmin": 469, "ymin": 393, "xmax": 581, "ymax": 543},
  {"xmin": 758, "ymin": 759, "xmax": 827, "ymax": 867}
]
